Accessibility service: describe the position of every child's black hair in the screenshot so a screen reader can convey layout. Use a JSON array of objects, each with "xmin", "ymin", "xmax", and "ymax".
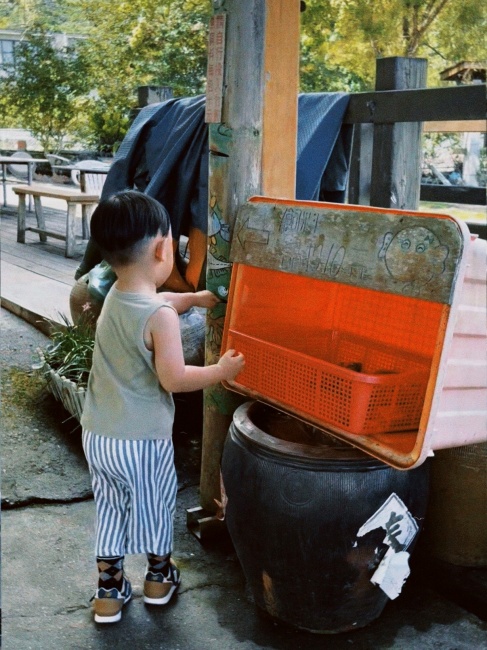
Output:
[{"xmin": 90, "ymin": 190, "xmax": 171, "ymax": 266}]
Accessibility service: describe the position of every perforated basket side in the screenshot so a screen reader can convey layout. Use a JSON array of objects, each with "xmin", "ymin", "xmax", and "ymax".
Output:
[
  {"xmin": 351, "ymin": 374, "xmax": 428, "ymax": 434},
  {"xmin": 333, "ymin": 332, "xmax": 428, "ymax": 374},
  {"xmin": 226, "ymin": 330, "xmax": 429, "ymax": 435}
]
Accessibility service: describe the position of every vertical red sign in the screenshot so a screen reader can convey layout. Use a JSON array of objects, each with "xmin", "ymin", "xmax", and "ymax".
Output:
[{"xmin": 205, "ymin": 13, "xmax": 226, "ymax": 123}]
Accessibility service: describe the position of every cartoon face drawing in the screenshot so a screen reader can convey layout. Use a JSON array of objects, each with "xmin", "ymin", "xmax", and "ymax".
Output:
[{"xmin": 379, "ymin": 226, "xmax": 449, "ymax": 291}]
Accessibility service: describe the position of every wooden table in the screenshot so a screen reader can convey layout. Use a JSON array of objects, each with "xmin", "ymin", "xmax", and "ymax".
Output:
[
  {"xmin": 0, "ymin": 156, "xmax": 48, "ymax": 210},
  {"xmin": 13, "ymin": 183, "xmax": 100, "ymax": 257}
]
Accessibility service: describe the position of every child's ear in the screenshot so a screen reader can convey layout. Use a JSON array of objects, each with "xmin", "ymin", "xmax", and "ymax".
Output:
[{"xmin": 155, "ymin": 238, "xmax": 166, "ymax": 261}]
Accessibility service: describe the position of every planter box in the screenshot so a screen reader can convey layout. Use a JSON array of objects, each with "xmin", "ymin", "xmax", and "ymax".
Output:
[{"xmin": 37, "ymin": 349, "xmax": 85, "ymax": 423}]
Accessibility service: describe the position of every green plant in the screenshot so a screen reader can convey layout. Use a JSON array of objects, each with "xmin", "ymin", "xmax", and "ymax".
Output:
[
  {"xmin": 41, "ymin": 314, "xmax": 94, "ymax": 389},
  {"xmin": 0, "ymin": 24, "xmax": 90, "ymax": 152}
]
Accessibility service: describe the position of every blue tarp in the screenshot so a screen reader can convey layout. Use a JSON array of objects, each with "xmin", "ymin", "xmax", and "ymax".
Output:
[
  {"xmin": 76, "ymin": 93, "xmax": 351, "ymax": 278},
  {"xmin": 296, "ymin": 92, "xmax": 351, "ymax": 201}
]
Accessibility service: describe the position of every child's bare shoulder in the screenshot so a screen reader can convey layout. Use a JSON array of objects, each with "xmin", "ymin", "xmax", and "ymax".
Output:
[
  {"xmin": 149, "ymin": 301, "xmax": 178, "ymax": 326},
  {"xmin": 144, "ymin": 302, "xmax": 179, "ymax": 350}
]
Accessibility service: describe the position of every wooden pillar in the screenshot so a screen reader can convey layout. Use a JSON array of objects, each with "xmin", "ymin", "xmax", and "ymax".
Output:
[
  {"xmin": 370, "ymin": 57, "xmax": 428, "ymax": 210},
  {"xmin": 200, "ymin": 0, "xmax": 300, "ymax": 513},
  {"xmin": 137, "ymin": 85, "xmax": 173, "ymax": 107},
  {"xmin": 347, "ymin": 123, "xmax": 374, "ymax": 205}
]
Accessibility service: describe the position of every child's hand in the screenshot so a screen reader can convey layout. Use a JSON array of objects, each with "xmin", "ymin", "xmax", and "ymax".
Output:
[
  {"xmin": 195, "ymin": 290, "xmax": 220, "ymax": 309},
  {"xmin": 217, "ymin": 349, "xmax": 245, "ymax": 381}
]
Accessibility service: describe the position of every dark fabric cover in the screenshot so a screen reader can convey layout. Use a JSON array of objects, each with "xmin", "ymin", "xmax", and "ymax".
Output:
[
  {"xmin": 296, "ymin": 92, "xmax": 351, "ymax": 201},
  {"xmin": 76, "ymin": 92, "xmax": 351, "ymax": 278},
  {"xmin": 102, "ymin": 96, "xmax": 208, "ymax": 240}
]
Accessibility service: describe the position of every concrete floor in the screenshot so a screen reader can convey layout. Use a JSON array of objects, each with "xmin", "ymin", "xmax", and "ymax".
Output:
[{"xmin": 2, "ymin": 307, "xmax": 487, "ymax": 649}]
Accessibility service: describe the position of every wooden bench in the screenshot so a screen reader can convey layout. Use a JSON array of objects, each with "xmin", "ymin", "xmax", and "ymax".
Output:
[{"xmin": 13, "ymin": 183, "xmax": 100, "ymax": 258}]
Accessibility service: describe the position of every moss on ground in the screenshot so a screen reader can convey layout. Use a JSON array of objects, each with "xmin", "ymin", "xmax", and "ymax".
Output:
[{"xmin": 2, "ymin": 367, "xmax": 48, "ymax": 422}]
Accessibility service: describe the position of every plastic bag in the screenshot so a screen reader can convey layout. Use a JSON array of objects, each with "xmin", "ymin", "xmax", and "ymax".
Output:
[
  {"xmin": 87, "ymin": 261, "xmax": 117, "ymax": 302},
  {"xmin": 179, "ymin": 307, "xmax": 206, "ymax": 366}
]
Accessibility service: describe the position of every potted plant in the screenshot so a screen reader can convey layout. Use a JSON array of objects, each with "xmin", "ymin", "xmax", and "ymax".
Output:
[{"xmin": 35, "ymin": 314, "xmax": 94, "ymax": 423}]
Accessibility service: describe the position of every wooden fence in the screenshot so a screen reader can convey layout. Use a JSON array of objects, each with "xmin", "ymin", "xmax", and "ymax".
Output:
[{"xmin": 345, "ymin": 58, "xmax": 485, "ymax": 237}]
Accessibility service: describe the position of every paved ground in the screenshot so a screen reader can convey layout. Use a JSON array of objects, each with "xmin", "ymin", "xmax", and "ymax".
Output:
[{"xmin": 2, "ymin": 307, "xmax": 487, "ymax": 649}]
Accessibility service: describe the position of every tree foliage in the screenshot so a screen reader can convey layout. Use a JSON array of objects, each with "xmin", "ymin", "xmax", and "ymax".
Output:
[
  {"xmin": 301, "ymin": 0, "xmax": 487, "ymax": 87},
  {"xmin": 0, "ymin": 24, "xmax": 89, "ymax": 152},
  {"xmin": 0, "ymin": 1, "xmax": 68, "ymax": 30},
  {"xmin": 62, "ymin": 0, "xmax": 210, "ymax": 152},
  {"xmin": 1, "ymin": 0, "xmax": 485, "ymax": 151}
]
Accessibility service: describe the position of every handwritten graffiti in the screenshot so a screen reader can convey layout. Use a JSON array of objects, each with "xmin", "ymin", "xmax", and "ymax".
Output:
[
  {"xmin": 280, "ymin": 207, "xmax": 320, "ymax": 235},
  {"xmin": 230, "ymin": 202, "xmax": 461, "ymax": 304},
  {"xmin": 281, "ymin": 240, "xmax": 346, "ymax": 278},
  {"xmin": 207, "ymin": 194, "xmax": 232, "ymax": 304}
]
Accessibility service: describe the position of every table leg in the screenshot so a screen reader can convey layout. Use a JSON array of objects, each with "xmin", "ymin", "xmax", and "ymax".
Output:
[
  {"xmin": 17, "ymin": 194, "xmax": 26, "ymax": 243},
  {"xmin": 81, "ymin": 204, "xmax": 92, "ymax": 239},
  {"xmin": 27, "ymin": 162, "xmax": 34, "ymax": 211},
  {"xmin": 66, "ymin": 203, "xmax": 77, "ymax": 257},
  {"xmin": 34, "ymin": 196, "xmax": 47, "ymax": 242},
  {"xmin": 2, "ymin": 163, "xmax": 6, "ymax": 207}
]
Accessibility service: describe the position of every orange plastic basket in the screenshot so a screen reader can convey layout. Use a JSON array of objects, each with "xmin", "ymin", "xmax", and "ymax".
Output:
[{"xmin": 226, "ymin": 329, "xmax": 430, "ymax": 435}]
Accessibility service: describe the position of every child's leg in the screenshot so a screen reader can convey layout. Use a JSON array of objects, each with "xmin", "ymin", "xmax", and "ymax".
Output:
[
  {"xmin": 83, "ymin": 432, "xmax": 179, "ymax": 611},
  {"xmin": 83, "ymin": 431, "xmax": 134, "ymax": 623},
  {"xmin": 83, "ymin": 432, "xmax": 178, "ymax": 555},
  {"xmin": 92, "ymin": 556, "xmax": 132, "ymax": 624},
  {"xmin": 120, "ymin": 436, "xmax": 180, "ymax": 606},
  {"xmin": 82, "ymin": 430, "xmax": 131, "ymax": 557},
  {"xmin": 124, "ymin": 437, "xmax": 177, "ymax": 556},
  {"xmin": 96, "ymin": 556, "xmax": 124, "ymax": 591}
]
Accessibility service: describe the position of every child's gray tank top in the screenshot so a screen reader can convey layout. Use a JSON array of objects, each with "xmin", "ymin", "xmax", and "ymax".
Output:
[{"xmin": 81, "ymin": 286, "xmax": 176, "ymax": 440}]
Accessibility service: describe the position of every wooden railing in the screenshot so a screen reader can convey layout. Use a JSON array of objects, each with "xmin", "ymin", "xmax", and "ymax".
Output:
[
  {"xmin": 343, "ymin": 84, "xmax": 485, "ymax": 124},
  {"xmin": 344, "ymin": 58, "xmax": 486, "ymax": 234}
]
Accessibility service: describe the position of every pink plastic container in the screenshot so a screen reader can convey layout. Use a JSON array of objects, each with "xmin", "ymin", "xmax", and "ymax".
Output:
[{"xmin": 425, "ymin": 235, "xmax": 487, "ymax": 453}]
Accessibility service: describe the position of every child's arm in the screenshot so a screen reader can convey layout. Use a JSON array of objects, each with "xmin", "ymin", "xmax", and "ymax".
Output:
[
  {"xmin": 158, "ymin": 290, "xmax": 219, "ymax": 314},
  {"xmin": 148, "ymin": 306, "xmax": 245, "ymax": 393}
]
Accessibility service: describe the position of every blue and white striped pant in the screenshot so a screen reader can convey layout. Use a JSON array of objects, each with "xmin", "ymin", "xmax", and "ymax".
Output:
[{"xmin": 82, "ymin": 430, "xmax": 177, "ymax": 557}]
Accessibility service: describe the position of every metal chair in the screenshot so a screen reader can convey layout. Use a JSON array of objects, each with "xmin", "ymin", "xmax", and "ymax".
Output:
[{"xmin": 71, "ymin": 160, "xmax": 110, "ymax": 186}]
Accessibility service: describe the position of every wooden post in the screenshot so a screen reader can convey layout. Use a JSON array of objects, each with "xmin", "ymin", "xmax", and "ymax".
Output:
[
  {"xmin": 347, "ymin": 123, "xmax": 373, "ymax": 205},
  {"xmin": 370, "ymin": 57, "xmax": 427, "ymax": 210},
  {"xmin": 137, "ymin": 85, "xmax": 173, "ymax": 107},
  {"xmin": 200, "ymin": 0, "xmax": 300, "ymax": 513}
]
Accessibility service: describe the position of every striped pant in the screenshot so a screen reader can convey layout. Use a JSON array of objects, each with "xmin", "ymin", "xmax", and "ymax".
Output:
[{"xmin": 82, "ymin": 430, "xmax": 177, "ymax": 557}]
